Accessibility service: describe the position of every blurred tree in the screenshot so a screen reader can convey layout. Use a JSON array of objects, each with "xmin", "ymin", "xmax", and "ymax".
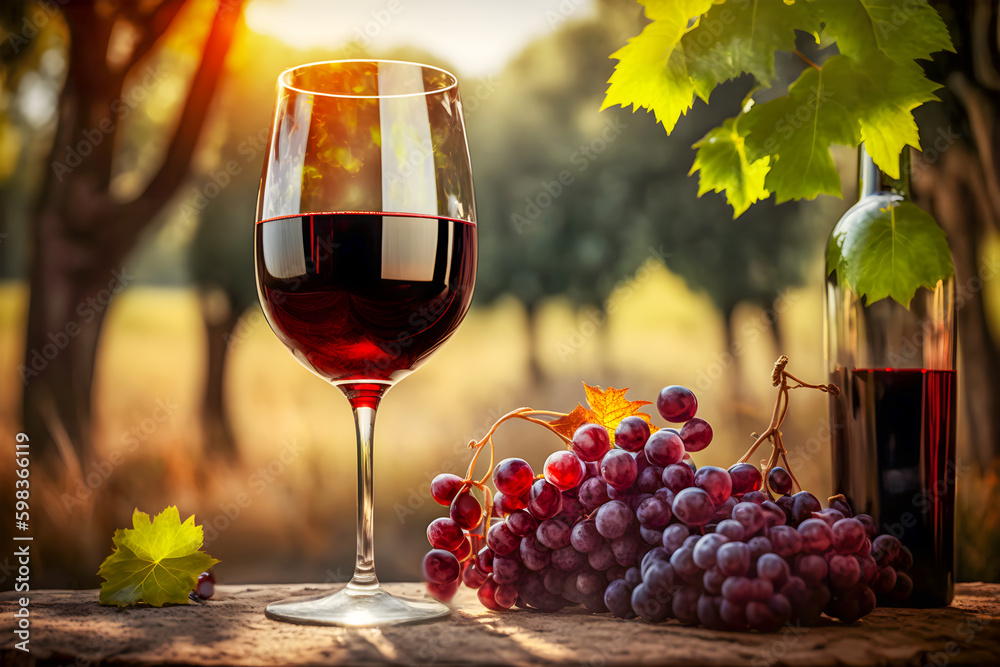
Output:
[
  {"xmin": 470, "ymin": 0, "xmax": 819, "ymax": 385},
  {"xmin": 915, "ymin": 2, "xmax": 1000, "ymax": 466},
  {"xmin": 6, "ymin": 0, "xmax": 244, "ymax": 463},
  {"xmin": 183, "ymin": 35, "xmax": 287, "ymax": 460}
]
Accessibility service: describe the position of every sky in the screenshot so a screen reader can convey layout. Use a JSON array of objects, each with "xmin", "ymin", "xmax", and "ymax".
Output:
[{"xmin": 244, "ymin": 0, "xmax": 596, "ymax": 77}]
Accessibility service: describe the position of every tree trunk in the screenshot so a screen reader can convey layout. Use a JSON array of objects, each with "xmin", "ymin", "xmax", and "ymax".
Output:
[
  {"xmin": 722, "ymin": 302, "xmax": 741, "ymax": 401},
  {"xmin": 20, "ymin": 218, "xmax": 116, "ymax": 470},
  {"xmin": 19, "ymin": 0, "xmax": 242, "ymax": 464},
  {"xmin": 525, "ymin": 302, "xmax": 545, "ymax": 385},
  {"xmin": 200, "ymin": 288, "xmax": 239, "ymax": 461}
]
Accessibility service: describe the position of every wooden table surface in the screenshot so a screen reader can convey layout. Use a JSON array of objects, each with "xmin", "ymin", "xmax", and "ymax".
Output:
[{"xmin": 2, "ymin": 582, "xmax": 999, "ymax": 666}]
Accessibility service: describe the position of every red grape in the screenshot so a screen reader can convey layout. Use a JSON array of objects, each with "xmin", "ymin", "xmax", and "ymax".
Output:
[
  {"xmin": 693, "ymin": 466, "xmax": 732, "ymax": 508},
  {"xmin": 193, "ymin": 571, "xmax": 215, "ymax": 600},
  {"xmin": 769, "ymin": 525, "xmax": 803, "ymax": 558},
  {"xmin": 798, "ymin": 518, "xmax": 834, "ymax": 553},
  {"xmin": 679, "ymin": 417, "xmax": 713, "ymax": 452},
  {"xmin": 505, "ymin": 509, "xmax": 538, "ymax": 537},
  {"xmin": 716, "ymin": 542, "xmax": 751, "ymax": 576},
  {"xmin": 832, "ymin": 518, "xmax": 866, "ymax": 554},
  {"xmin": 671, "ymin": 487, "xmax": 716, "ymax": 526},
  {"xmin": 493, "ymin": 458, "xmax": 534, "ymax": 496},
  {"xmin": 494, "ymin": 583, "xmax": 518, "ymax": 609},
  {"xmin": 600, "ymin": 449, "xmax": 638, "ymax": 490},
  {"xmin": 451, "ymin": 535, "xmax": 473, "ymax": 562},
  {"xmin": 536, "ymin": 517, "xmax": 572, "ymax": 549},
  {"xmin": 422, "ymin": 549, "xmax": 460, "ymax": 584},
  {"xmin": 636, "ymin": 497, "xmax": 672, "ymax": 529},
  {"xmin": 578, "ymin": 476, "xmax": 610, "ymax": 511},
  {"xmin": 450, "ymin": 491, "xmax": 483, "ymax": 530},
  {"xmin": 543, "ymin": 450, "xmax": 586, "ymax": 491},
  {"xmin": 570, "ymin": 519, "xmax": 604, "ymax": 553},
  {"xmin": 430, "ymin": 473, "xmax": 464, "ymax": 506},
  {"xmin": 572, "ymin": 423, "xmax": 612, "ymax": 461},
  {"xmin": 476, "ymin": 546, "xmax": 494, "ymax": 573},
  {"xmin": 728, "ymin": 462, "xmax": 762, "ymax": 495},
  {"xmin": 427, "ymin": 517, "xmax": 465, "ymax": 551},
  {"xmin": 614, "ymin": 416, "xmax": 651, "ymax": 452},
  {"xmin": 644, "ymin": 430, "xmax": 685, "ymax": 467},
  {"xmin": 477, "ymin": 575, "xmax": 504, "ymax": 610},
  {"xmin": 661, "ymin": 463, "xmax": 694, "ymax": 492},
  {"xmin": 595, "ymin": 500, "xmax": 631, "ymax": 539},
  {"xmin": 768, "ymin": 467, "xmax": 793, "ymax": 495},
  {"xmin": 528, "ymin": 478, "xmax": 563, "ymax": 519},
  {"xmin": 462, "ymin": 563, "xmax": 488, "ymax": 589},
  {"xmin": 732, "ymin": 501, "xmax": 765, "ymax": 536},
  {"xmin": 426, "ymin": 578, "xmax": 460, "ymax": 602},
  {"xmin": 656, "ymin": 385, "xmax": 698, "ymax": 422},
  {"xmin": 486, "ymin": 521, "xmax": 519, "ymax": 556}
]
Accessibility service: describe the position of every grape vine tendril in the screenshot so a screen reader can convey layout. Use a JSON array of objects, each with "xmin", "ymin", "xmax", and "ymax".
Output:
[{"xmin": 738, "ymin": 356, "xmax": 840, "ymax": 499}]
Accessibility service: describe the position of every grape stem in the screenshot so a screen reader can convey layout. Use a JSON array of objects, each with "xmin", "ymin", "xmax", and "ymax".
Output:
[
  {"xmin": 461, "ymin": 407, "xmax": 572, "ymax": 521},
  {"xmin": 738, "ymin": 356, "xmax": 839, "ymax": 499}
]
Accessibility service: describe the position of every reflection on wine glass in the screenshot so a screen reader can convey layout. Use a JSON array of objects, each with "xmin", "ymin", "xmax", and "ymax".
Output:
[{"xmin": 254, "ymin": 60, "xmax": 477, "ymax": 626}]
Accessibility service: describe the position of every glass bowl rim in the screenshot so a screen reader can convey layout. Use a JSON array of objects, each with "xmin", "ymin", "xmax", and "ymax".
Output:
[{"xmin": 278, "ymin": 59, "xmax": 459, "ymax": 100}]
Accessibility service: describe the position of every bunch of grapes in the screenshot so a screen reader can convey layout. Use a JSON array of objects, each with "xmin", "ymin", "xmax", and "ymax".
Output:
[{"xmin": 421, "ymin": 380, "xmax": 912, "ymax": 629}]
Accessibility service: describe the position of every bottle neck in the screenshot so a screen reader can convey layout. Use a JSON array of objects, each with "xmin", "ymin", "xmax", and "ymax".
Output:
[{"xmin": 858, "ymin": 143, "xmax": 911, "ymax": 199}]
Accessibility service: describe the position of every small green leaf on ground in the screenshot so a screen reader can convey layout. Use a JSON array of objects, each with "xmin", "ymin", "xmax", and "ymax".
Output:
[{"xmin": 98, "ymin": 506, "xmax": 219, "ymax": 607}]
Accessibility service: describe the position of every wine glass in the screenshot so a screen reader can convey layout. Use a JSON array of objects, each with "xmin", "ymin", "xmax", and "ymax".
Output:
[{"xmin": 254, "ymin": 60, "xmax": 477, "ymax": 626}]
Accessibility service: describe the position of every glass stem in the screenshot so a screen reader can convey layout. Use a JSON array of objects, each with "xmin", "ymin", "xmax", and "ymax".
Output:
[{"xmin": 348, "ymin": 404, "xmax": 379, "ymax": 593}]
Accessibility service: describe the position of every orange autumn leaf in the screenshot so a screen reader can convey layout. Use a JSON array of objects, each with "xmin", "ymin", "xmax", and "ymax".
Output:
[
  {"xmin": 582, "ymin": 383, "xmax": 658, "ymax": 438},
  {"xmin": 548, "ymin": 404, "xmax": 592, "ymax": 440}
]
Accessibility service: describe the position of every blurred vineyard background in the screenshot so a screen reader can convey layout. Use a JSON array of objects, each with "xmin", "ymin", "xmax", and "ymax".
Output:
[{"xmin": 1, "ymin": 0, "xmax": 998, "ymax": 589}]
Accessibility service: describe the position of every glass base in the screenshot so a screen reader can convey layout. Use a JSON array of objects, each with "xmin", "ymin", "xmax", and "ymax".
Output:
[{"xmin": 265, "ymin": 584, "xmax": 451, "ymax": 627}]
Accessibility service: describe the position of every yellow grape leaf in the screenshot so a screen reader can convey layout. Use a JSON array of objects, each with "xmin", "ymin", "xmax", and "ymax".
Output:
[
  {"xmin": 548, "ymin": 404, "xmax": 592, "ymax": 440},
  {"xmin": 98, "ymin": 507, "xmax": 219, "ymax": 607},
  {"xmin": 582, "ymin": 383, "xmax": 659, "ymax": 437}
]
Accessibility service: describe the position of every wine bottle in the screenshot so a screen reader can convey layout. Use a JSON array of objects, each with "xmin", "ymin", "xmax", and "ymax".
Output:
[{"xmin": 825, "ymin": 144, "xmax": 957, "ymax": 607}]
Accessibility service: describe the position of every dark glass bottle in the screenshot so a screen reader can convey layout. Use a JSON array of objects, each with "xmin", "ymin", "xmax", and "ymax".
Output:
[{"xmin": 825, "ymin": 144, "xmax": 957, "ymax": 607}]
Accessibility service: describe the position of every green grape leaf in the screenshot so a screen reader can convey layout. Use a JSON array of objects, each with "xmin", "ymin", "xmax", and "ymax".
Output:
[
  {"xmin": 98, "ymin": 507, "xmax": 219, "ymax": 607},
  {"xmin": 685, "ymin": 0, "xmax": 821, "ymax": 101},
  {"xmin": 828, "ymin": 198, "xmax": 954, "ymax": 306},
  {"xmin": 601, "ymin": 0, "xmax": 715, "ymax": 132},
  {"xmin": 840, "ymin": 55, "xmax": 941, "ymax": 178},
  {"xmin": 690, "ymin": 117, "xmax": 770, "ymax": 216},
  {"xmin": 816, "ymin": 0, "xmax": 954, "ymax": 64},
  {"xmin": 742, "ymin": 58, "xmax": 860, "ymax": 203}
]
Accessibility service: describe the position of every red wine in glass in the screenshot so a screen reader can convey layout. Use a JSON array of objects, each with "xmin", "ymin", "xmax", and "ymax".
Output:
[
  {"xmin": 256, "ymin": 212, "xmax": 476, "ymax": 393},
  {"xmin": 831, "ymin": 367, "xmax": 956, "ymax": 607}
]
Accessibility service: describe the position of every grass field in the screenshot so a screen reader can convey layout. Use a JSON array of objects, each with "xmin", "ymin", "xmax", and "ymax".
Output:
[{"xmin": 1, "ymin": 259, "xmax": 997, "ymax": 586}]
